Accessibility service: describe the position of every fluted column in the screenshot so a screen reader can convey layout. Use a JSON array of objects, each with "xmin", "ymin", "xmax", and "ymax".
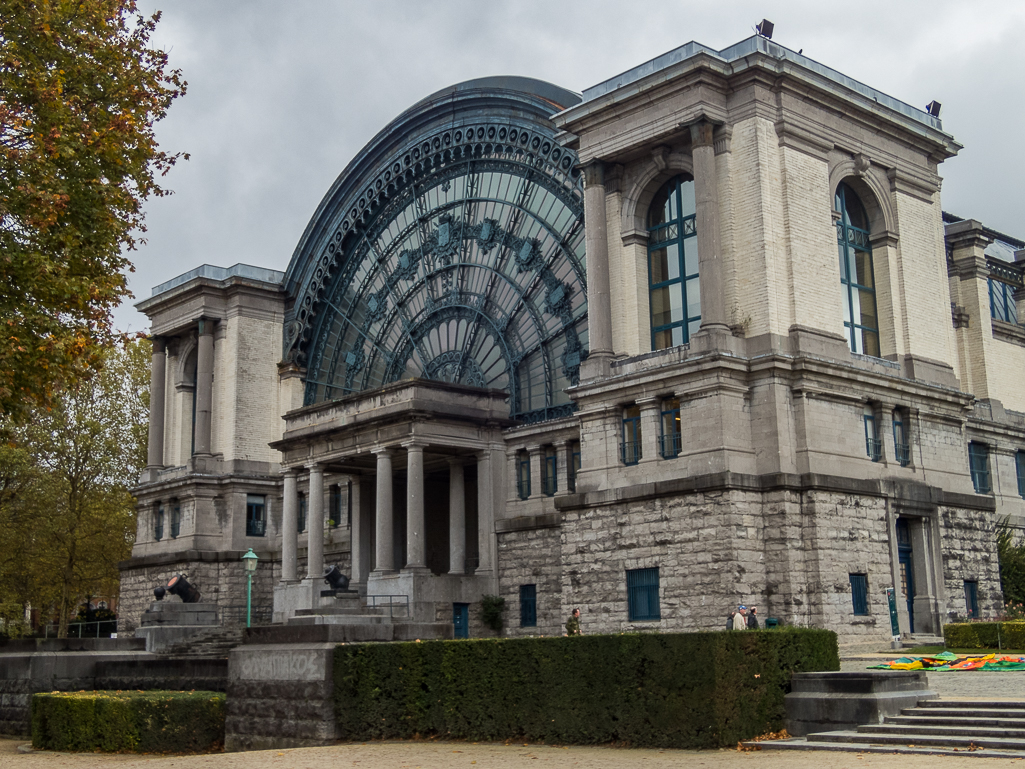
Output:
[
  {"xmin": 448, "ymin": 459, "xmax": 466, "ymax": 575},
  {"xmin": 373, "ymin": 448, "xmax": 394, "ymax": 573},
  {"xmin": 146, "ymin": 337, "xmax": 167, "ymax": 468},
  {"xmin": 690, "ymin": 122, "xmax": 728, "ymax": 331},
  {"xmin": 404, "ymin": 442, "xmax": 427, "ymax": 571},
  {"xmin": 193, "ymin": 319, "xmax": 215, "ymax": 455},
  {"xmin": 582, "ymin": 160, "xmax": 613, "ymax": 375},
  {"xmin": 305, "ymin": 463, "xmax": 324, "ymax": 580},
  {"xmin": 281, "ymin": 469, "xmax": 299, "ymax": 582}
]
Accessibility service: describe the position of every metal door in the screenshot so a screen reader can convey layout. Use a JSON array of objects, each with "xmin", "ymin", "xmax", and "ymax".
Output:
[
  {"xmin": 896, "ymin": 518, "xmax": 915, "ymax": 634},
  {"xmin": 453, "ymin": 602, "xmax": 469, "ymax": 639}
]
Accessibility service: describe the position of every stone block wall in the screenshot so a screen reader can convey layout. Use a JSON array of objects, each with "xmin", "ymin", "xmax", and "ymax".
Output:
[
  {"xmin": 497, "ymin": 525, "xmax": 563, "ymax": 637},
  {"xmin": 939, "ymin": 505, "xmax": 1004, "ymax": 620}
]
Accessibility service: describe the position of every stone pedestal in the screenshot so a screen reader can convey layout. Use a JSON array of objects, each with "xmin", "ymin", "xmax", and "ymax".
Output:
[
  {"xmin": 134, "ymin": 600, "xmax": 219, "ymax": 652},
  {"xmin": 785, "ymin": 671, "xmax": 936, "ymax": 736}
]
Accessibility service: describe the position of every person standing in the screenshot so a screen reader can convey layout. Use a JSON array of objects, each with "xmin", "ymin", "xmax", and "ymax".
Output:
[
  {"xmin": 747, "ymin": 606, "xmax": 759, "ymax": 630},
  {"xmin": 732, "ymin": 606, "xmax": 747, "ymax": 630},
  {"xmin": 565, "ymin": 607, "xmax": 582, "ymax": 636},
  {"xmin": 726, "ymin": 610, "xmax": 736, "ymax": 630}
]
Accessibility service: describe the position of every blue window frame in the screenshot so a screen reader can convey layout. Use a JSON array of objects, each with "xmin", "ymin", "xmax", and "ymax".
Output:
[
  {"xmin": 850, "ymin": 573, "xmax": 868, "ymax": 616},
  {"xmin": 297, "ymin": 492, "xmax": 307, "ymax": 533},
  {"xmin": 154, "ymin": 505, "xmax": 164, "ymax": 542},
  {"xmin": 519, "ymin": 584, "xmax": 537, "ymax": 627},
  {"xmin": 627, "ymin": 567, "xmax": 660, "ymax": 621},
  {"xmin": 836, "ymin": 183, "xmax": 879, "ymax": 357},
  {"xmin": 893, "ymin": 409, "xmax": 910, "ymax": 467},
  {"xmin": 542, "ymin": 446, "xmax": 557, "ymax": 496},
  {"xmin": 864, "ymin": 405, "xmax": 881, "ymax": 462},
  {"xmin": 964, "ymin": 580, "xmax": 979, "ymax": 619},
  {"xmin": 170, "ymin": 501, "xmax": 181, "ymax": 538},
  {"xmin": 990, "ymin": 279, "xmax": 1018, "ymax": 324},
  {"xmin": 969, "ymin": 442, "xmax": 991, "ymax": 494},
  {"xmin": 246, "ymin": 494, "xmax": 266, "ymax": 537},
  {"xmin": 517, "ymin": 450, "xmax": 531, "ymax": 500},
  {"xmin": 568, "ymin": 440, "xmax": 581, "ymax": 492},
  {"xmin": 660, "ymin": 398, "xmax": 681, "ymax": 459},
  {"xmin": 622, "ymin": 405, "xmax": 641, "ymax": 465},
  {"xmin": 648, "ymin": 176, "xmax": 700, "ymax": 350},
  {"xmin": 1017, "ymin": 451, "xmax": 1025, "ymax": 498}
]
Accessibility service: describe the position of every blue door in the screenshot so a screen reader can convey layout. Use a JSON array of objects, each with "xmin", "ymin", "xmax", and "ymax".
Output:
[
  {"xmin": 896, "ymin": 518, "xmax": 915, "ymax": 634},
  {"xmin": 453, "ymin": 603, "xmax": 469, "ymax": 639}
]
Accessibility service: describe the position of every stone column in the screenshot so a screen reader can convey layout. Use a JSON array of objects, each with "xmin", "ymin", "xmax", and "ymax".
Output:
[
  {"xmin": 373, "ymin": 448, "xmax": 394, "ymax": 573},
  {"xmin": 582, "ymin": 160, "xmax": 613, "ymax": 376},
  {"xmin": 306, "ymin": 463, "xmax": 324, "ymax": 580},
  {"xmin": 528, "ymin": 445, "xmax": 543, "ymax": 498},
  {"xmin": 448, "ymin": 459, "xmax": 466, "ymax": 575},
  {"xmin": 477, "ymin": 450, "xmax": 495, "ymax": 577},
  {"xmin": 350, "ymin": 476, "xmax": 365, "ymax": 583},
  {"xmin": 281, "ymin": 469, "xmax": 299, "ymax": 582},
  {"xmin": 193, "ymin": 319, "xmax": 215, "ymax": 455},
  {"xmin": 146, "ymin": 337, "xmax": 167, "ymax": 468},
  {"xmin": 690, "ymin": 123, "xmax": 728, "ymax": 332},
  {"xmin": 404, "ymin": 442, "xmax": 427, "ymax": 571}
]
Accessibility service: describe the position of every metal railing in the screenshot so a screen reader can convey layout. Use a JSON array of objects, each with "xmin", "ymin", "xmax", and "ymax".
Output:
[
  {"xmin": 516, "ymin": 474, "xmax": 531, "ymax": 500},
  {"xmin": 866, "ymin": 437, "xmax": 882, "ymax": 462},
  {"xmin": 44, "ymin": 619, "xmax": 117, "ymax": 638},
  {"xmin": 542, "ymin": 474, "xmax": 557, "ymax": 497},
  {"xmin": 895, "ymin": 442, "xmax": 911, "ymax": 467},
  {"xmin": 621, "ymin": 440, "xmax": 641, "ymax": 466},
  {"xmin": 246, "ymin": 519, "xmax": 266, "ymax": 536},
  {"xmin": 366, "ymin": 594, "xmax": 410, "ymax": 620},
  {"xmin": 660, "ymin": 432, "xmax": 681, "ymax": 459}
]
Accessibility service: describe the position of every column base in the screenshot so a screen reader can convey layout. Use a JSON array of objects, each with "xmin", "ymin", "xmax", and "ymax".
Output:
[{"xmin": 402, "ymin": 565, "xmax": 430, "ymax": 575}]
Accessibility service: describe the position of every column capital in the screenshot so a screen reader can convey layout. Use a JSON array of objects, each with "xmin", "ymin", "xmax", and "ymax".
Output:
[
  {"xmin": 372, "ymin": 446, "xmax": 394, "ymax": 457},
  {"xmin": 305, "ymin": 461, "xmax": 324, "ymax": 473},
  {"xmin": 150, "ymin": 336, "xmax": 166, "ymax": 354},
  {"xmin": 581, "ymin": 160, "xmax": 605, "ymax": 188},
  {"xmin": 401, "ymin": 440, "xmax": 427, "ymax": 451},
  {"xmin": 689, "ymin": 121, "xmax": 715, "ymax": 149},
  {"xmin": 197, "ymin": 317, "xmax": 216, "ymax": 336},
  {"xmin": 282, "ymin": 466, "xmax": 300, "ymax": 478},
  {"xmin": 636, "ymin": 396, "xmax": 661, "ymax": 409}
]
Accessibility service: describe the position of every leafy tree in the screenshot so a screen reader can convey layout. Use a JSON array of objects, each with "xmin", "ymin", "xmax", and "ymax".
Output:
[
  {"xmin": 0, "ymin": 337, "xmax": 148, "ymax": 637},
  {"xmin": 996, "ymin": 518, "xmax": 1025, "ymax": 607},
  {"xmin": 0, "ymin": 0, "xmax": 185, "ymax": 419}
]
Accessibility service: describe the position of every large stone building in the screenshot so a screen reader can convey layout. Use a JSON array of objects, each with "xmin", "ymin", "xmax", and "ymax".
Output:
[{"xmin": 121, "ymin": 34, "xmax": 1025, "ymax": 643}]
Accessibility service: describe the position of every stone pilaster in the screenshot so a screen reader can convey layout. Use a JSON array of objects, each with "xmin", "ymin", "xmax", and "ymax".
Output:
[
  {"xmin": 194, "ymin": 319, "xmax": 215, "ymax": 455},
  {"xmin": 582, "ymin": 160, "xmax": 613, "ymax": 378},
  {"xmin": 690, "ymin": 122, "xmax": 728, "ymax": 333},
  {"xmin": 146, "ymin": 337, "xmax": 166, "ymax": 469}
]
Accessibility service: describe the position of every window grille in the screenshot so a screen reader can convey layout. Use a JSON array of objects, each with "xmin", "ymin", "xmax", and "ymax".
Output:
[
  {"xmin": 170, "ymin": 502, "xmax": 181, "ymax": 538},
  {"xmin": 154, "ymin": 505, "xmax": 164, "ymax": 542},
  {"xmin": 660, "ymin": 398, "xmax": 682, "ymax": 458},
  {"xmin": 626, "ymin": 567, "xmax": 661, "ymax": 621},
  {"xmin": 568, "ymin": 441, "xmax": 581, "ymax": 492},
  {"xmin": 864, "ymin": 406, "xmax": 881, "ymax": 462},
  {"xmin": 519, "ymin": 584, "xmax": 537, "ymax": 627},
  {"xmin": 542, "ymin": 447, "xmax": 557, "ymax": 496},
  {"xmin": 989, "ymin": 279, "xmax": 1019, "ymax": 324},
  {"xmin": 622, "ymin": 405, "xmax": 641, "ymax": 465}
]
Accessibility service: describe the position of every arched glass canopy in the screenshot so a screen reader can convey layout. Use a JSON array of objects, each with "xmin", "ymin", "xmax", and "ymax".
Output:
[{"xmin": 283, "ymin": 78, "xmax": 587, "ymax": 423}]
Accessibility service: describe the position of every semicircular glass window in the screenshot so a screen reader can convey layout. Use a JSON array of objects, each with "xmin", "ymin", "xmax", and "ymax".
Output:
[{"xmin": 303, "ymin": 130, "xmax": 587, "ymax": 424}]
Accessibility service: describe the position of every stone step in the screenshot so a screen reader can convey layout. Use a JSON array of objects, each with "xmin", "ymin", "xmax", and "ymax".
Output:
[
  {"xmin": 294, "ymin": 606, "xmax": 387, "ymax": 617},
  {"xmin": 887, "ymin": 715, "xmax": 1025, "ymax": 728},
  {"xmin": 809, "ymin": 729, "xmax": 1025, "ymax": 751},
  {"xmin": 904, "ymin": 707, "xmax": 1025, "ymax": 719},
  {"xmin": 751, "ymin": 737, "xmax": 1025, "ymax": 758},
  {"xmin": 861, "ymin": 723, "xmax": 1025, "ymax": 739},
  {"xmin": 909, "ymin": 699, "xmax": 1025, "ymax": 710},
  {"xmin": 287, "ymin": 614, "xmax": 388, "ymax": 626}
]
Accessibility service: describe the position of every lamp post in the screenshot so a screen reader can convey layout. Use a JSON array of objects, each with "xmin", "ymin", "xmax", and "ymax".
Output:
[{"xmin": 242, "ymin": 548, "xmax": 258, "ymax": 627}]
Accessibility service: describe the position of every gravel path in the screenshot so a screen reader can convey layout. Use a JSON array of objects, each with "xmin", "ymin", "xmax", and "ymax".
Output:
[{"xmin": 5, "ymin": 739, "xmax": 1025, "ymax": 769}]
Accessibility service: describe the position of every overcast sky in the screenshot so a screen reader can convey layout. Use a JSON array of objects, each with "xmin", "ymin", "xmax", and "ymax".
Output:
[{"xmin": 119, "ymin": 0, "xmax": 1025, "ymax": 332}]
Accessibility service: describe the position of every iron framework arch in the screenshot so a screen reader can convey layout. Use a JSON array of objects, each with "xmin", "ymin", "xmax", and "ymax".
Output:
[{"xmin": 283, "ymin": 78, "xmax": 588, "ymax": 423}]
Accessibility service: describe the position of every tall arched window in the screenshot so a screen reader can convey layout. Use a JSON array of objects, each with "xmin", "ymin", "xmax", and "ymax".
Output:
[
  {"xmin": 836, "ymin": 183, "xmax": 879, "ymax": 356},
  {"xmin": 648, "ymin": 176, "xmax": 700, "ymax": 350}
]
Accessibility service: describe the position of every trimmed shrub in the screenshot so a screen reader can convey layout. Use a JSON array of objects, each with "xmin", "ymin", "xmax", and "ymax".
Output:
[
  {"xmin": 333, "ymin": 628, "xmax": 838, "ymax": 748},
  {"xmin": 944, "ymin": 621, "xmax": 1025, "ymax": 650},
  {"xmin": 31, "ymin": 690, "xmax": 225, "ymax": 753}
]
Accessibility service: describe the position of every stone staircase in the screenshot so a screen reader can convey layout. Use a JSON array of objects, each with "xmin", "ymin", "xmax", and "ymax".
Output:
[{"xmin": 758, "ymin": 699, "xmax": 1025, "ymax": 757}]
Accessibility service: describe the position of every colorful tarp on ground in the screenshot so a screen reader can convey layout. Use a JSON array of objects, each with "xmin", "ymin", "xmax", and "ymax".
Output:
[{"xmin": 869, "ymin": 651, "xmax": 1025, "ymax": 671}]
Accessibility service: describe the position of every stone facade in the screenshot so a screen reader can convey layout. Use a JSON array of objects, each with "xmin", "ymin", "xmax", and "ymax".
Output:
[{"xmin": 122, "ymin": 35, "xmax": 1024, "ymax": 647}]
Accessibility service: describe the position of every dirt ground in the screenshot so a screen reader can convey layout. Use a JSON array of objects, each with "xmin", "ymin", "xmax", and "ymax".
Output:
[{"xmin": 6, "ymin": 739, "xmax": 1025, "ymax": 769}]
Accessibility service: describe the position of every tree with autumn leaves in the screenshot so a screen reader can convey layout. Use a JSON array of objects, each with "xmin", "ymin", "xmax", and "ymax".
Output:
[{"xmin": 1, "ymin": 0, "xmax": 185, "ymax": 418}]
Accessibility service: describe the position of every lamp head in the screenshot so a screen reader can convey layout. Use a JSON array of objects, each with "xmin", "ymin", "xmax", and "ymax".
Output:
[{"xmin": 243, "ymin": 547, "xmax": 259, "ymax": 573}]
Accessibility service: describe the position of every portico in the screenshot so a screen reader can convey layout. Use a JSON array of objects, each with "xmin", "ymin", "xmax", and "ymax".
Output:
[{"xmin": 271, "ymin": 379, "xmax": 512, "ymax": 623}]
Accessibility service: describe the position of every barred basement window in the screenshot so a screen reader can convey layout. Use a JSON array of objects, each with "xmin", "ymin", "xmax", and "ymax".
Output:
[
  {"xmin": 170, "ymin": 500, "xmax": 181, "ymax": 538},
  {"xmin": 989, "ymin": 279, "xmax": 1019, "ymax": 324},
  {"xmin": 542, "ymin": 446, "xmax": 557, "ymax": 496},
  {"xmin": 246, "ymin": 494, "xmax": 266, "ymax": 537},
  {"xmin": 864, "ymin": 405, "xmax": 881, "ymax": 462},
  {"xmin": 626, "ymin": 567, "xmax": 660, "ymax": 621},
  {"xmin": 154, "ymin": 504, "xmax": 164, "ymax": 542},
  {"xmin": 519, "ymin": 584, "xmax": 537, "ymax": 627},
  {"xmin": 964, "ymin": 580, "xmax": 980, "ymax": 619},
  {"xmin": 516, "ymin": 450, "xmax": 531, "ymax": 500},
  {"xmin": 297, "ymin": 492, "xmax": 307, "ymax": 533},
  {"xmin": 849, "ymin": 573, "xmax": 868, "ymax": 616},
  {"xmin": 968, "ymin": 442, "xmax": 991, "ymax": 494}
]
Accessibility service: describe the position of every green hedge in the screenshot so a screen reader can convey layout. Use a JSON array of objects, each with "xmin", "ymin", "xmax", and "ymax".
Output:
[
  {"xmin": 333, "ymin": 629, "xmax": 838, "ymax": 749},
  {"xmin": 31, "ymin": 690, "xmax": 225, "ymax": 753},
  {"xmin": 944, "ymin": 621, "xmax": 1025, "ymax": 649}
]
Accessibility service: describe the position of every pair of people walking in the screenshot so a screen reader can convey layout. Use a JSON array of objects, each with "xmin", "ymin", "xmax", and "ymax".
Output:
[{"xmin": 727, "ymin": 605, "xmax": 758, "ymax": 630}]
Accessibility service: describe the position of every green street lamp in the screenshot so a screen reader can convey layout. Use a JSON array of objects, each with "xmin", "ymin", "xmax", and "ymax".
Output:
[{"xmin": 242, "ymin": 548, "xmax": 258, "ymax": 628}]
